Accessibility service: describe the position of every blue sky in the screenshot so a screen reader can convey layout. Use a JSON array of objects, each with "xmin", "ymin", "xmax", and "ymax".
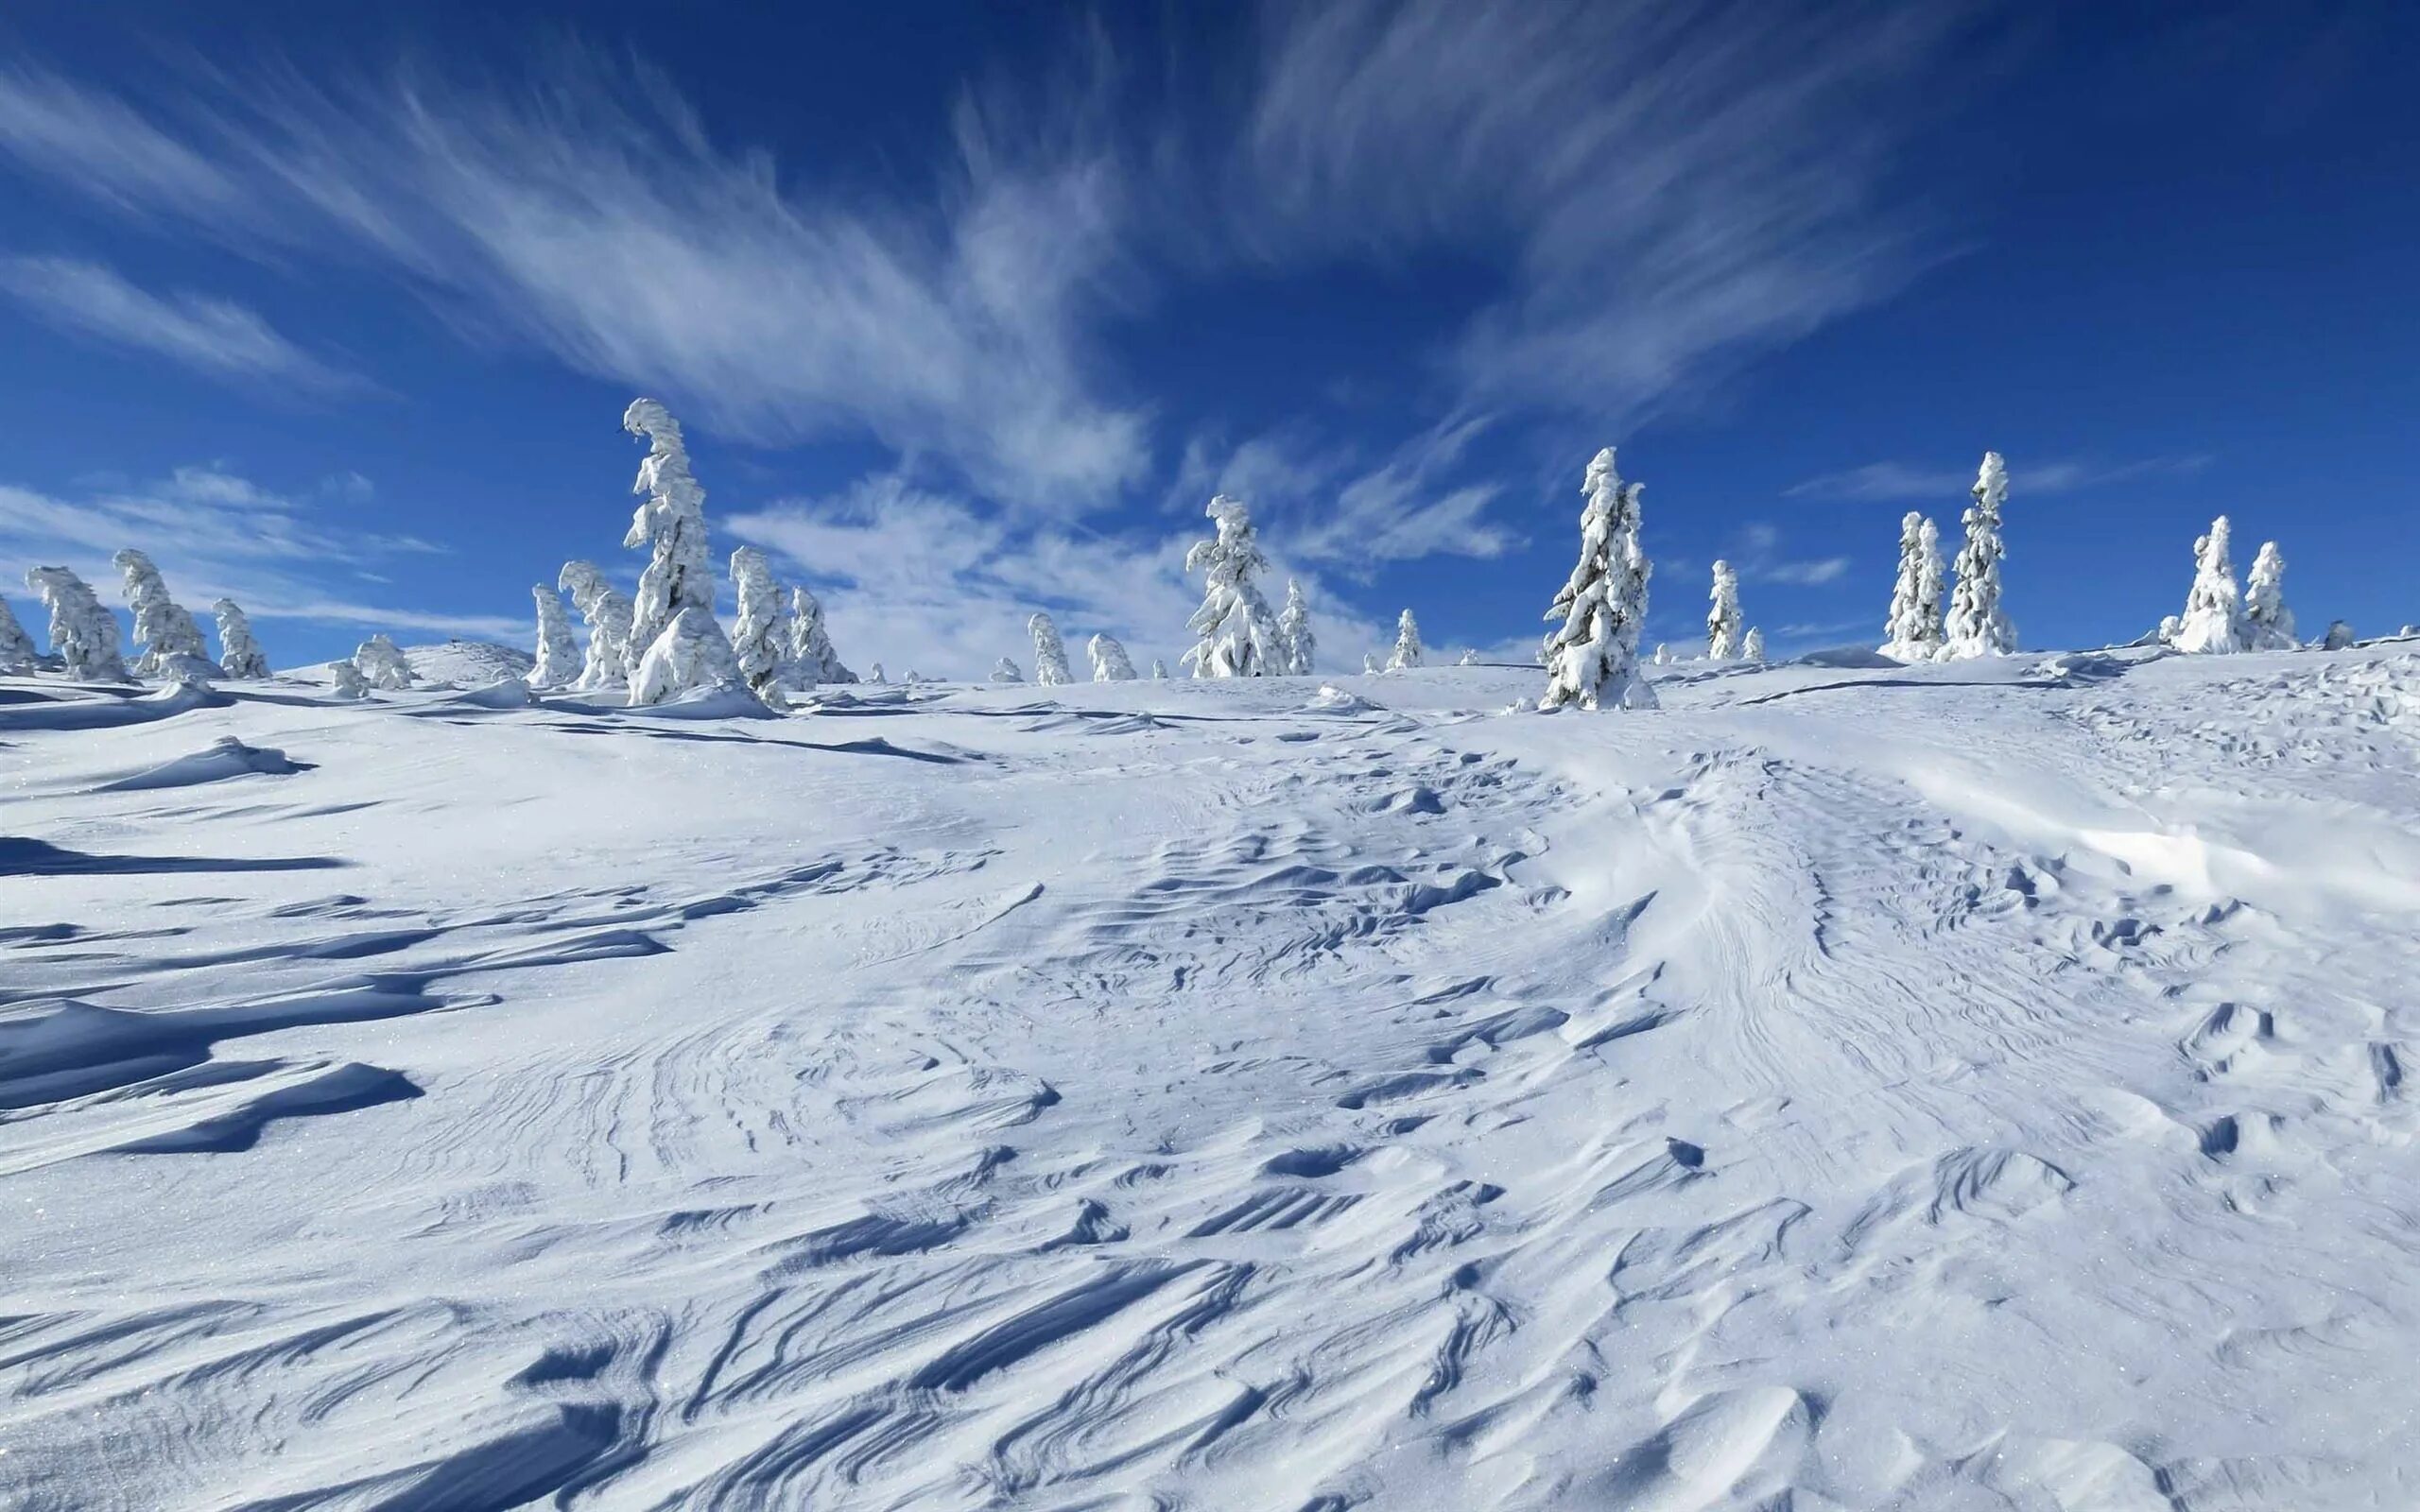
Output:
[{"xmin": 0, "ymin": 1, "xmax": 2411, "ymax": 674}]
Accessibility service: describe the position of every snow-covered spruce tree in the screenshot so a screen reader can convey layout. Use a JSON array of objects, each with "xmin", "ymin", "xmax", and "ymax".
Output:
[
  {"xmin": 619, "ymin": 398, "xmax": 731, "ymax": 701},
  {"xmin": 1089, "ymin": 633, "xmax": 1136, "ymax": 681},
  {"xmin": 529, "ymin": 586, "xmax": 579, "ymax": 689},
  {"xmin": 2242, "ymin": 540, "xmax": 2296, "ymax": 650},
  {"xmin": 112, "ymin": 549, "xmax": 219, "ymax": 680},
  {"xmin": 0, "ymin": 593, "xmax": 42, "ymax": 672},
  {"xmin": 1943, "ymin": 451, "xmax": 2017, "ymax": 658},
  {"xmin": 1879, "ymin": 512, "xmax": 1946, "ymax": 662},
  {"xmin": 2173, "ymin": 515, "xmax": 2245, "ymax": 655},
  {"xmin": 991, "ymin": 657, "xmax": 1024, "ymax": 683},
  {"xmin": 213, "ymin": 599, "xmax": 269, "ymax": 679},
  {"xmin": 1276, "ymin": 578, "xmax": 1315, "ymax": 675},
  {"xmin": 1363, "ymin": 651, "xmax": 1381, "ymax": 673},
  {"xmin": 559, "ymin": 560, "xmax": 635, "ymax": 691},
  {"xmin": 1458, "ymin": 648, "xmax": 1478, "ymax": 666},
  {"xmin": 788, "ymin": 586, "xmax": 856, "ymax": 685},
  {"xmin": 1028, "ymin": 612, "xmax": 1073, "ymax": 686},
  {"xmin": 726, "ymin": 547, "xmax": 791, "ymax": 696},
  {"xmin": 1181, "ymin": 495, "xmax": 1277, "ymax": 678},
  {"xmin": 354, "ymin": 634, "xmax": 414, "ymax": 690},
  {"xmin": 1149, "ymin": 658, "xmax": 1167, "ymax": 679},
  {"xmin": 1539, "ymin": 447, "xmax": 1654, "ymax": 712},
  {"xmin": 1387, "ymin": 609, "xmax": 1425, "ymax": 671},
  {"xmin": 1705, "ymin": 560, "xmax": 1743, "ymax": 661},
  {"xmin": 330, "ymin": 658, "xmax": 370, "ymax": 699},
  {"xmin": 1743, "ymin": 627, "xmax": 1767, "ymax": 662},
  {"xmin": 25, "ymin": 566, "xmax": 130, "ymax": 680}
]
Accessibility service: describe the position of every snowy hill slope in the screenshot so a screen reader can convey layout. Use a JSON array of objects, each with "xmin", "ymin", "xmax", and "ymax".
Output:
[
  {"xmin": 287, "ymin": 637, "xmax": 534, "ymax": 685},
  {"xmin": 4, "ymin": 650, "xmax": 2419, "ymax": 1509}
]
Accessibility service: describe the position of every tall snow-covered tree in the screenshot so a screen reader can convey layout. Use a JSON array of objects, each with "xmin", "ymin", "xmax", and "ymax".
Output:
[
  {"xmin": 620, "ymin": 398, "xmax": 724, "ymax": 696},
  {"xmin": 25, "ymin": 566, "xmax": 129, "ymax": 680},
  {"xmin": 1943, "ymin": 451, "xmax": 2016, "ymax": 658},
  {"xmin": 1028, "ymin": 612, "xmax": 1073, "ymax": 686},
  {"xmin": 1743, "ymin": 627, "xmax": 1767, "ymax": 662},
  {"xmin": 1089, "ymin": 633, "xmax": 1136, "ymax": 681},
  {"xmin": 212, "ymin": 599, "xmax": 269, "ymax": 679},
  {"xmin": 1276, "ymin": 578, "xmax": 1315, "ymax": 675},
  {"xmin": 559, "ymin": 560, "xmax": 635, "ymax": 691},
  {"xmin": 2173, "ymin": 515, "xmax": 2245, "ymax": 655},
  {"xmin": 112, "ymin": 549, "xmax": 219, "ymax": 680},
  {"xmin": 1386, "ymin": 609, "xmax": 1425, "ymax": 671},
  {"xmin": 1705, "ymin": 560, "xmax": 1743, "ymax": 661},
  {"xmin": 1149, "ymin": 658, "xmax": 1167, "ymax": 679},
  {"xmin": 1880, "ymin": 512, "xmax": 1946, "ymax": 662},
  {"xmin": 787, "ymin": 586, "xmax": 856, "ymax": 685},
  {"xmin": 726, "ymin": 547, "xmax": 791, "ymax": 696},
  {"xmin": 2242, "ymin": 540, "xmax": 2296, "ymax": 650},
  {"xmin": 529, "ymin": 586, "xmax": 580, "ymax": 688},
  {"xmin": 354, "ymin": 634, "xmax": 414, "ymax": 689},
  {"xmin": 1182, "ymin": 495, "xmax": 1276, "ymax": 678},
  {"xmin": 0, "ymin": 593, "xmax": 42, "ymax": 672},
  {"xmin": 330, "ymin": 658, "xmax": 370, "ymax": 698},
  {"xmin": 991, "ymin": 657, "xmax": 1024, "ymax": 683},
  {"xmin": 1539, "ymin": 447, "xmax": 1653, "ymax": 712}
]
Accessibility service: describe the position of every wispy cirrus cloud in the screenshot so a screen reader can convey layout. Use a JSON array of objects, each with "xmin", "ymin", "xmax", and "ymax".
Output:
[
  {"xmin": 1783, "ymin": 454, "xmax": 2215, "ymax": 502},
  {"xmin": 0, "ymin": 256, "xmax": 362, "ymax": 393}
]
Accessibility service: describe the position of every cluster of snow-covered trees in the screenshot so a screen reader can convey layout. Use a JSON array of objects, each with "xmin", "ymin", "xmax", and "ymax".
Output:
[
  {"xmin": 1, "ymin": 556, "xmax": 268, "ymax": 685},
  {"xmin": 1873, "ymin": 452, "xmax": 2018, "ymax": 662},
  {"xmin": 2157, "ymin": 516, "xmax": 2296, "ymax": 654}
]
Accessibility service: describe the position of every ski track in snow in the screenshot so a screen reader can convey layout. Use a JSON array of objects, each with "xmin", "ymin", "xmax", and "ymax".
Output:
[{"xmin": 5, "ymin": 650, "xmax": 2420, "ymax": 1509}]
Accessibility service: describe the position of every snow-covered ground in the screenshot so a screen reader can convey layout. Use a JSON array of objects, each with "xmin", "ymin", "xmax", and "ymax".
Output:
[{"xmin": 6, "ymin": 647, "xmax": 2420, "ymax": 1510}]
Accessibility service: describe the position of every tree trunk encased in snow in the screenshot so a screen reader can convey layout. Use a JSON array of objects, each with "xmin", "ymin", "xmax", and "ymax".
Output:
[
  {"xmin": 529, "ymin": 586, "xmax": 580, "ymax": 688},
  {"xmin": 991, "ymin": 657, "xmax": 1024, "ymax": 683},
  {"xmin": 1705, "ymin": 561, "xmax": 1743, "ymax": 662},
  {"xmin": 787, "ymin": 586, "xmax": 856, "ymax": 685},
  {"xmin": 1386, "ymin": 609, "xmax": 1424, "ymax": 671},
  {"xmin": 1028, "ymin": 612, "xmax": 1073, "ymax": 686},
  {"xmin": 2173, "ymin": 515, "xmax": 2245, "ymax": 655},
  {"xmin": 560, "ymin": 560, "xmax": 635, "ymax": 691},
  {"xmin": 212, "ymin": 599, "xmax": 270, "ymax": 679},
  {"xmin": 112, "ymin": 549, "xmax": 220, "ymax": 681},
  {"xmin": 1276, "ymin": 578, "xmax": 1315, "ymax": 675},
  {"xmin": 1182, "ymin": 495, "xmax": 1277, "ymax": 678},
  {"xmin": 2242, "ymin": 540, "xmax": 2296, "ymax": 650},
  {"xmin": 1880, "ymin": 511, "xmax": 1946, "ymax": 662},
  {"xmin": 629, "ymin": 606, "xmax": 743, "ymax": 707},
  {"xmin": 1943, "ymin": 452, "xmax": 2016, "ymax": 658},
  {"xmin": 25, "ymin": 566, "xmax": 130, "ymax": 681},
  {"xmin": 0, "ymin": 592, "xmax": 43, "ymax": 672},
  {"xmin": 354, "ymin": 634, "xmax": 414, "ymax": 689},
  {"xmin": 1538, "ymin": 447, "xmax": 1652, "ymax": 712},
  {"xmin": 726, "ymin": 546, "xmax": 791, "ymax": 695},
  {"xmin": 620, "ymin": 398, "xmax": 724, "ymax": 693},
  {"xmin": 1089, "ymin": 633, "xmax": 1136, "ymax": 681}
]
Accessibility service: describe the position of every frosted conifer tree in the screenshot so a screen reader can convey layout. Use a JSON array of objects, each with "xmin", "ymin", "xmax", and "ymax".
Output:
[
  {"xmin": 727, "ymin": 547, "xmax": 791, "ymax": 696},
  {"xmin": 1181, "ymin": 496, "xmax": 1276, "ymax": 677},
  {"xmin": 1880, "ymin": 512, "xmax": 1946, "ymax": 661},
  {"xmin": 0, "ymin": 593, "xmax": 41, "ymax": 672},
  {"xmin": 1943, "ymin": 452, "xmax": 2016, "ymax": 658},
  {"xmin": 1538, "ymin": 448, "xmax": 1653, "ymax": 712},
  {"xmin": 1743, "ymin": 627, "xmax": 1767, "ymax": 662},
  {"xmin": 869, "ymin": 662, "xmax": 887, "ymax": 684},
  {"xmin": 2323, "ymin": 620, "xmax": 2354, "ymax": 650},
  {"xmin": 1089, "ymin": 633, "xmax": 1136, "ymax": 681},
  {"xmin": 1705, "ymin": 561, "xmax": 1743, "ymax": 661},
  {"xmin": 354, "ymin": 634, "xmax": 414, "ymax": 689},
  {"xmin": 2173, "ymin": 515, "xmax": 2246, "ymax": 655},
  {"xmin": 991, "ymin": 657, "xmax": 1024, "ymax": 683},
  {"xmin": 630, "ymin": 607, "xmax": 741, "ymax": 706},
  {"xmin": 1028, "ymin": 612, "xmax": 1073, "ymax": 686},
  {"xmin": 25, "ymin": 566, "xmax": 129, "ymax": 680},
  {"xmin": 1458, "ymin": 648, "xmax": 1478, "ymax": 666},
  {"xmin": 788, "ymin": 586, "xmax": 856, "ymax": 684},
  {"xmin": 1149, "ymin": 658, "xmax": 1167, "ymax": 679},
  {"xmin": 1387, "ymin": 610, "xmax": 1425, "ymax": 671},
  {"xmin": 529, "ymin": 586, "xmax": 579, "ymax": 688},
  {"xmin": 620, "ymin": 399, "xmax": 724, "ymax": 695},
  {"xmin": 213, "ymin": 599, "xmax": 268, "ymax": 679},
  {"xmin": 1363, "ymin": 651, "xmax": 1381, "ymax": 673},
  {"xmin": 1276, "ymin": 579, "xmax": 1316, "ymax": 675},
  {"xmin": 112, "ymin": 549, "xmax": 219, "ymax": 680},
  {"xmin": 330, "ymin": 658, "xmax": 370, "ymax": 698},
  {"xmin": 559, "ymin": 561, "xmax": 635, "ymax": 691},
  {"xmin": 1652, "ymin": 644, "xmax": 1671, "ymax": 665},
  {"xmin": 2242, "ymin": 540, "xmax": 2296, "ymax": 649}
]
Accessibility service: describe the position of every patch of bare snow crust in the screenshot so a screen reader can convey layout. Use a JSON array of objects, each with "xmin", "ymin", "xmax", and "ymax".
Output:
[{"xmin": 4, "ymin": 646, "xmax": 2420, "ymax": 1509}]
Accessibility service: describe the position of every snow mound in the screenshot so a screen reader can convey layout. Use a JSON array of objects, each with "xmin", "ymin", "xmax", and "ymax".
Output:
[
  {"xmin": 1309, "ymin": 683, "xmax": 1379, "ymax": 711},
  {"xmin": 449, "ymin": 679, "xmax": 539, "ymax": 710},
  {"xmin": 92, "ymin": 737, "xmax": 309, "ymax": 792},
  {"xmin": 625, "ymin": 681, "xmax": 777, "ymax": 720},
  {"xmin": 404, "ymin": 640, "xmax": 534, "ymax": 686}
]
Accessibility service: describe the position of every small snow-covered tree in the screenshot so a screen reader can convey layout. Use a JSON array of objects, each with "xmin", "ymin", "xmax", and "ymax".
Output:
[
  {"xmin": 2322, "ymin": 620, "xmax": 2355, "ymax": 650},
  {"xmin": 1539, "ymin": 447, "xmax": 1653, "ymax": 712},
  {"xmin": 559, "ymin": 560, "xmax": 635, "ymax": 691},
  {"xmin": 620, "ymin": 398, "xmax": 723, "ymax": 693},
  {"xmin": 788, "ymin": 586, "xmax": 856, "ymax": 685},
  {"xmin": 1149, "ymin": 658, "xmax": 1167, "ymax": 679},
  {"xmin": 1276, "ymin": 578, "xmax": 1315, "ymax": 675},
  {"xmin": 112, "ymin": 549, "xmax": 219, "ymax": 680},
  {"xmin": 1705, "ymin": 561, "xmax": 1743, "ymax": 661},
  {"xmin": 1182, "ymin": 495, "xmax": 1277, "ymax": 678},
  {"xmin": 1880, "ymin": 512, "xmax": 1946, "ymax": 661},
  {"xmin": 726, "ymin": 547, "xmax": 790, "ymax": 696},
  {"xmin": 1028, "ymin": 612, "xmax": 1073, "ymax": 686},
  {"xmin": 2242, "ymin": 540, "xmax": 2296, "ymax": 650},
  {"xmin": 354, "ymin": 634, "xmax": 414, "ymax": 689},
  {"xmin": 330, "ymin": 658, "xmax": 370, "ymax": 698},
  {"xmin": 529, "ymin": 586, "xmax": 579, "ymax": 688},
  {"xmin": 630, "ymin": 606, "xmax": 742, "ymax": 706},
  {"xmin": 991, "ymin": 657, "xmax": 1024, "ymax": 683},
  {"xmin": 1743, "ymin": 627, "xmax": 1767, "ymax": 662},
  {"xmin": 0, "ymin": 593, "xmax": 42, "ymax": 672},
  {"xmin": 2173, "ymin": 515, "xmax": 2245, "ymax": 655},
  {"xmin": 1363, "ymin": 650, "xmax": 1381, "ymax": 673},
  {"xmin": 1943, "ymin": 452, "xmax": 2016, "ymax": 658},
  {"xmin": 1651, "ymin": 643, "xmax": 1671, "ymax": 665},
  {"xmin": 213, "ymin": 599, "xmax": 269, "ymax": 679},
  {"xmin": 1089, "ymin": 633, "xmax": 1136, "ymax": 681},
  {"xmin": 25, "ymin": 566, "xmax": 129, "ymax": 680},
  {"xmin": 869, "ymin": 662, "xmax": 888, "ymax": 684},
  {"xmin": 1458, "ymin": 648, "xmax": 1478, "ymax": 666},
  {"xmin": 1387, "ymin": 609, "xmax": 1425, "ymax": 671}
]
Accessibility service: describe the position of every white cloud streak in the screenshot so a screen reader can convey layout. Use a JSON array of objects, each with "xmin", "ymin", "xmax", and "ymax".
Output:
[
  {"xmin": 1783, "ymin": 454, "xmax": 2216, "ymax": 502},
  {"xmin": 0, "ymin": 256, "xmax": 360, "ymax": 392}
]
